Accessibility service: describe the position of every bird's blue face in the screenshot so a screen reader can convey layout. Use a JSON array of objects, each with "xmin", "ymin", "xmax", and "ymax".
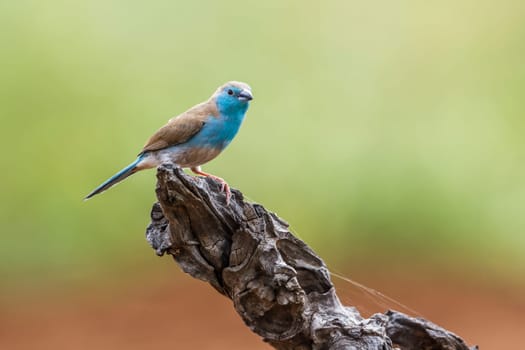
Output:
[{"xmin": 215, "ymin": 83, "xmax": 253, "ymax": 116}]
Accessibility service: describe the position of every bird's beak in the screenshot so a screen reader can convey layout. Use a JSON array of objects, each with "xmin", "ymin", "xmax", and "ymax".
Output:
[{"xmin": 238, "ymin": 89, "xmax": 253, "ymax": 101}]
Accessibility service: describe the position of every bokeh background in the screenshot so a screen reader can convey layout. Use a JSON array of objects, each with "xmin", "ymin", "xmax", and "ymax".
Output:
[{"xmin": 1, "ymin": 1, "xmax": 524, "ymax": 349}]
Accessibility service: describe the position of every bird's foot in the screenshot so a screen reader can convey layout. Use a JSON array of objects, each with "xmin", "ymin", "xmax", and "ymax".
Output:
[
  {"xmin": 209, "ymin": 175, "xmax": 231, "ymax": 204},
  {"xmin": 189, "ymin": 167, "xmax": 231, "ymax": 204}
]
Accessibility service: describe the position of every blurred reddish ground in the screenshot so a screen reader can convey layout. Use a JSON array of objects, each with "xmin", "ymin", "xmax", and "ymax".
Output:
[{"xmin": 0, "ymin": 268, "xmax": 523, "ymax": 350}]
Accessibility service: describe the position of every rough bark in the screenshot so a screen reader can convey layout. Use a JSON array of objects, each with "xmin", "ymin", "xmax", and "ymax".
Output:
[{"xmin": 146, "ymin": 164, "xmax": 478, "ymax": 350}]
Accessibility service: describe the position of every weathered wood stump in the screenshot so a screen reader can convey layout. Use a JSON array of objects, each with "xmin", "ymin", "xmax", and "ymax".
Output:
[{"xmin": 146, "ymin": 164, "xmax": 477, "ymax": 350}]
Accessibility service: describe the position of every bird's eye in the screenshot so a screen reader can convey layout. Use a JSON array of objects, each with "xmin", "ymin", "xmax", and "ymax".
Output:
[{"xmin": 227, "ymin": 89, "xmax": 234, "ymax": 96}]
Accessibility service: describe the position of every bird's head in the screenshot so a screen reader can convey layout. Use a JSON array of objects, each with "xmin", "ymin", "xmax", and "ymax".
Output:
[{"xmin": 213, "ymin": 81, "xmax": 253, "ymax": 115}]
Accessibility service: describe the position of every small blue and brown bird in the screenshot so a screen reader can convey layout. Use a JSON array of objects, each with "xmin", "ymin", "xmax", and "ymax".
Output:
[{"xmin": 85, "ymin": 81, "xmax": 253, "ymax": 202}]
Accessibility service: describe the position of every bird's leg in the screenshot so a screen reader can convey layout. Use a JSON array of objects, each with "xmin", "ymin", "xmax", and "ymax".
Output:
[{"xmin": 190, "ymin": 166, "xmax": 231, "ymax": 203}]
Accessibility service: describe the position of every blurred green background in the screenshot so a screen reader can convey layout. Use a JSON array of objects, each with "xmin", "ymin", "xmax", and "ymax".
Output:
[{"xmin": 0, "ymin": 1, "xmax": 524, "ymax": 344}]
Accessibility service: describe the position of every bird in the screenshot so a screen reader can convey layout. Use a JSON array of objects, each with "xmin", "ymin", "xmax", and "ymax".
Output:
[{"xmin": 85, "ymin": 81, "xmax": 253, "ymax": 203}]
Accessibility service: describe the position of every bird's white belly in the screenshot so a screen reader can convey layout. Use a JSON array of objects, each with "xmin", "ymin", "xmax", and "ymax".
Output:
[{"xmin": 153, "ymin": 146, "xmax": 222, "ymax": 168}]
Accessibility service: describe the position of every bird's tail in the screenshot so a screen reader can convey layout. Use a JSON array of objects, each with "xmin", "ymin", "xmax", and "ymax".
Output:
[{"xmin": 84, "ymin": 156, "xmax": 143, "ymax": 200}]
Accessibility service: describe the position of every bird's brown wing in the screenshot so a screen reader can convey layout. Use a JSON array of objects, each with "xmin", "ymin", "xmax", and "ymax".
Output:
[{"xmin": 139, "ymin": 101, "xmax": 218, "ymax": 155}]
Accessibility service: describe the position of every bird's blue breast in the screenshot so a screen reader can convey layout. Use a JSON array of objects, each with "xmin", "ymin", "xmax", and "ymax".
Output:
[{"xmin": 185, "ymin": 109, "xmax": 247, "ymax": 150}]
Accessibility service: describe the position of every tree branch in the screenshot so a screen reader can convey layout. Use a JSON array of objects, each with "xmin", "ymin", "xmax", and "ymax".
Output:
[{"xmin": 146, "ymin": 164, "xmax": 478, "ymax": 350}]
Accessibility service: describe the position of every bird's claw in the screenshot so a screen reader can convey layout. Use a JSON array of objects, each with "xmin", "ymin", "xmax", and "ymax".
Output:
[
  {"xmin": 189, "ymin": 167, "xmax": 231, "ymax": 204},
  {"xmin": 198, "ymin": 174, "xmax": 231, "ymax": 204},
  {"xmin": 222, "ymin": 182, "xmax": 231, "ymax": 205},
  {"xmin": 212, "ymin": 176, "xmax": 231, "ymax": 204}
]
